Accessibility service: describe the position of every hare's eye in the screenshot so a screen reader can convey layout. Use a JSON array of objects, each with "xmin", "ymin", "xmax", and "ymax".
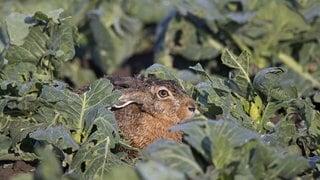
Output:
[{"xmin": 158, "ymin": 89, "xmax": 169, "ymax": 98}]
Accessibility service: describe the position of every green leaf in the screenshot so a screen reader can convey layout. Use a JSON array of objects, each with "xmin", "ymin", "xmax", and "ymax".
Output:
[
  {"xmin": 278, "ymin": 52, "xmax": 320, "ymax": 89},
  {"xmin": 144, "ymin": 139, "xmax": 203, "ymax": 177},
  {"xmin": 70, "ymin": 136, "xmax": 128, "ymax": 179},
  {"xmin": 173, "ymin": 120, "xmax": 259, "ymax": 168},
  {"xmin": 253, "ymin": 67, "xmax": 297, "ymax": 101},
  {"xmin": 29, "ymin": 125, "xmax": 79, "ymax": 150},
  {"xmin": 9, "ymin": 119, "xmax": 46, "ymax": 153},
  {"xmin": 137, "ymin": 160, "xmax": 185, "ymax": 180},
  {"xmin": 0, "ymin": 134, "xmax": 12, "ymax": 159},
  {"xmin": 123, "ymin": 0, "xmax": 171, "ymax": 23},
  {"xmin": 195, "ymin": 80, "xmax": 253, "ymax": 128},
  {"xmin": 2, "ymin": 9, "xmax": 78, "ymax": 81},
  {"xmin": 5, "ymin": 12, "xmax": 32, "ymax": 46},
  {"xmin": 34, "ymin": 146, "xmax": 64, "ymax": 180},
  {"xmin": 33, "ymin": 8, "xmax": 64, "ymax": 23},
  {"xmin": 4, "ymin": 26, "xmax": 48, "ymax": 65},
  {"xmin": 61, "ymin": 60, "xmax": 97, "ymax": 88},
  {"xmin": 0, "ymin": 99, "xmax": 8, "ymax": 115},
  {"xmin": 47, "ymin": 19, "xmax": 77, "ymax": 63},
  {"xmin": 248, "ymin": 142, "xmax": 310, "ymax": 179},
  {"xmin": 259, "ymin": 101, "xmax": 286, "ymax": 132},
  {"xmin": 144, "ymin": 64, "xmax": 180, "ymax": 81},
  {"xmin": 221, "ymin": 49, "xmax": 252, "ymax": 94},
  {"xmin": 87, "ymin": 7, "xmax": 141, "ymax": 74},
  {"xmin": 234, "ymin": 1, "xmax": 311, "ymax": 67},
  {"xmin": 0, "ymin": 63, "xmax": 37, "ymax": 82},
  {"xmin": 161, "ymin": 12, "xmax": 223, "ymax": 60},
  {"xmin": 106, "ymin": 166, "xmax": 140, "ymax": 180},
  {"xmin": 190, "ymin": 63, "xmax": 230, "ymax": 93},
  {"xmin": 10, "ymin": 174, "xmax": 34, "ymax": 180},
  {"xmin": 276, "ymin": 155, "xmax": 310, "ymax": 179},
  {"xmin": 40, "ymin": 79, "xmax": 121, "ymax": 144},
  {"xmin": 189, "ymin": 63, "xmax": 206, "ymax": 73},
  {"xmin": 140, "ymin": 119, "xmax": 310, "ymax": 179}
]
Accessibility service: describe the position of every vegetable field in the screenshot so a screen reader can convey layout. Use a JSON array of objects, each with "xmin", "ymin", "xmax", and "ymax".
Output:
[{"xmin": 1, "ymin": 0, "xmax": 320, "ymax": 179}]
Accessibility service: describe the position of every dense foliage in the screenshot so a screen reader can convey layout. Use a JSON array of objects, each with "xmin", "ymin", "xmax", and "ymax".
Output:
[{"xmin": 1, "ymin": 0, "xmax": 320, "ymax": 179}]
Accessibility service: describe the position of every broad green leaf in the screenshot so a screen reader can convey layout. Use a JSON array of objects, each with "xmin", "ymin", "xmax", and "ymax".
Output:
[
  {"xmin": 292, "ymin": 99, "xmax": 320, "ymax": 156},
  {"xmin": 34, "ymin": 146, "xmax": 64, "ymax": 180},
  {"xmin": 248, "ymin": 142, "xmax": 310, "ymax": 179},
  {"xmin": 8, "ymin": 118, "xmax": 47, "ymax": 152},
  {"xmin": 190, "ymin": 63, "xmax": 230, "ymax": 93},
  {"xmin": 123, "ymin": 0, "xmax": 171, "ymax": 23},
  {"xmin": 195, "ymin": 80, "xmax": 253, "ymax": 128},
  {"xmin": 143, "ymin": 64, "xmax": 197, "ymax": 95},
  {"xmin": 0, "ymin": 99, "xmax": 7, "ymax": 114},
  {"xmin": 309, "ymin": 111, "xmax": 320, "ymax": 155},
  {"xmin": 261, "ymin": 98, "xmax": 320, "ymax": 155},
  {"xmin": 189, "ymin": 63, "xmax": 206, "ymax": 73},
  {"xmin": 10, "ymin": 174, "xmax": 33, "ymax": 180},
  {"xmin": 235, "ymin": 1, "xmax": 311, "ymax": 68},
  {"xmin": 276, "ymin": 155, "xmax": 310, "ymax": 179},
  {"xmin": 40, "ymin": 79, "xmax": 121, "ymax": 144},
  {"xmin": 172, "ymin": 120, "xmax": 259, "ymax": 168},
  {"xmin": 259, "ymin": 101, "xmax": 286, "ymax": 132},
  {"xmin": 5, "ymin": 12, "xmax": 32, "ymax": 46},
  {"xmin": 221, "ymin": 49, "xmax": 252, "ymax": 95},
  {"xmin": 70, "ymin": 136, "xmax": 128, "ymax": 179},
  {"xmin": 4, "ymin": 22, "xmax": 48, "ymax": 65},
  {"xmin": 46, "ymin": 20, "xmax": 77, "ymax": 63},
  {"xmin": 278, "ymin": 52, "xmax": 320, "ymax": 89},
  {"xmin": 144, "ymin": 139, "xmax": 203, "ymax": 177},
  {"xmin": 61, "ymin": 60, "xmax": 97, "ymax": 88},
  {"xmin": 29, "ymin": 125, "xmax": 79, "ymax": 150},
  {"xmin": 87, "ymin": 6, "xmax": 141, "ymax": 74},
  {"xmin": 33, "ymin": 9, "xmax": 64, "ymax": 23},
  {"xmin": 83, "ymin": 107, "xmax": 120, "ymax": 149},
  {"xmin": 164, "ymin": 17, "xmax": 222, "ymax": 60},
  {"xmin": 0, "ymin": 63, "xmax": 38, "ymax": 82},
  {"xmin": 137, "ymin": 160, "xmax": 185, "ymax": 180},
  {"xmin": 144, "ymin": 64, "xmax": 180, "ymax": 82},
  {"xmin": 0, "ymin": 134, "xmax": 11, "ymax": 159},
  {"xmin": 262, "ymin": 120, "xmax": 297, "ymax": 150},
  {"xmin": 106, "ymin": 165, "xmax": 140, "ymax": 180},
  {"xmin": 253, "ymin": 67, "xmax": 297, "ymax": 101},
  {"xmin": 254, "ymin": 1, "xmax": 310, "ymax": 40},
  {"xmin": 3, "ymin": 9, "xmax": 77, "ymax": 81}
]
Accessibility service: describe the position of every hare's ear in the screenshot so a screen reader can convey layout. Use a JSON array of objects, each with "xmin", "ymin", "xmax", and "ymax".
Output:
[
  {"xmin": 112, "ymin": 92, "xmax": 144, "ymax": 108},
  {"xmin": 112, "ymin": 100, "xmax": 134, "ymax": 108}
]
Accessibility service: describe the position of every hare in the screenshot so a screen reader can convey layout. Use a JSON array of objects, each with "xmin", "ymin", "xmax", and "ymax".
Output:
[{"xmin": 108, "ymin": 75, "xmax": 196, "ymax": 149}]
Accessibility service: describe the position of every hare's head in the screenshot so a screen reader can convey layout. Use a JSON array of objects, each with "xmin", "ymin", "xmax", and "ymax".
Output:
[{"xmin": 111, "ymin": 76, "xmax": 196, "ymax": 123}]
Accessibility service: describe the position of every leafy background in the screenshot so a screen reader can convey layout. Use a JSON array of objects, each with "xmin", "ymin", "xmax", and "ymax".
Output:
[{"xmin": 1, "ymin": 0, "xmax": 320, "ymax": 179}]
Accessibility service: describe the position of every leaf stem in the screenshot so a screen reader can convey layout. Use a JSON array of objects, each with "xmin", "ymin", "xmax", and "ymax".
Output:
[
  {"xmin": 101, "ymin": 137, "xmax": 110, "ymax": 177},
  {"xmin": 227, "ymin": 49, "xmax": 253, "ymax": 87},
  {"xmin": 278, "ymin": 52, "xmax": 320, "ymax": 88},
  {"xmin": 74, "ymin": 93, "xmax": 87, "ymax": 144},
  {"xmin": 259, "ymin": 102, "xmax": 270, "ymax": 133},
  {"xmin": 231, "ymin": 34, "xmax": 251, "ymax": 52},
  {"xmin": 208, "ymin": 38, "xmax": 224, "ymax": 51}
]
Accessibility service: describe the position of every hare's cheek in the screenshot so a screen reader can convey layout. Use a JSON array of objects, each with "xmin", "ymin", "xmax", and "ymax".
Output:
[{"xmin": 153, "ymin": 101, "xmax": 173, "ymax": 115}]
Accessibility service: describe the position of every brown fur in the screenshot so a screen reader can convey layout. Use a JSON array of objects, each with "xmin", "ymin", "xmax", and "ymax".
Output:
[{"xmin": 109, "ymin": 76, "xmax": 196, "ymax": 149}]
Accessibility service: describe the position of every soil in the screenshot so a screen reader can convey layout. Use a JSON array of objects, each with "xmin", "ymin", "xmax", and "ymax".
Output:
[{"xmin": 0, "ymin": 160, "xmax": 36, "ymax": 179}]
